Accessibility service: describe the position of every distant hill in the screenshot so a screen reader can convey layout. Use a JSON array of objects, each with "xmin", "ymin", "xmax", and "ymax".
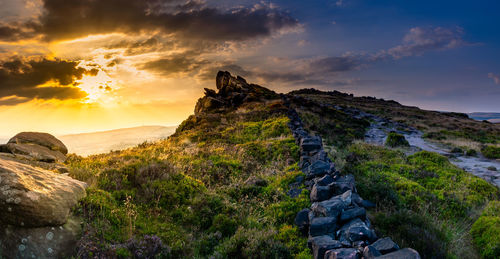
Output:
[
  {"xmin": 469, "ymin": 112, "xmax": 500, "ymax": 123},
  {"xmin": 59, "ymin": 125, "xmax": 177, "ymax": 156}
]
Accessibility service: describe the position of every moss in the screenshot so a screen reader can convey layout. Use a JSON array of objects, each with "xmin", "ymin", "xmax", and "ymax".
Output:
[{"xmin": 385, "ymin": 131, "xmax": 410, "ymax": 147}]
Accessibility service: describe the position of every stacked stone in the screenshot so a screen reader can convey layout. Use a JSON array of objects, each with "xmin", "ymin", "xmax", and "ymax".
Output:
[{"xmin": 286, "ymin": 107, "xmax": 421, "ymax": 259}]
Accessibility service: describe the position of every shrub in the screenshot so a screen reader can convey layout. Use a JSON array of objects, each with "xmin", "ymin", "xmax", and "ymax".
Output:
[
  {"xmin": 385, "ymin": 132, "xmax": 410, "ymax": 147},
  {"xmin": 214, "ymin": 228, "xmax": 291, "ymax": 258},
  {"xmin": 471, "ymin": 201, "xmax": 500, "ymax": 258},
  {"xmin": 482, "ymin": 145, "xmax": 500, "ymax": 159},
  {"xmin": 466, "ymin": 149, "xmax": 478, "ymax": 157}
]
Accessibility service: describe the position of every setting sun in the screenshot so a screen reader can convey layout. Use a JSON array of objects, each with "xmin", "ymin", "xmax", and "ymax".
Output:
[{"xmin": 77, "ymin": 71, "xmax": 116, "ymax": 104}]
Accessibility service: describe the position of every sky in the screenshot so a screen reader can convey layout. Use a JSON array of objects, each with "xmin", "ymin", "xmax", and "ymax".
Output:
[{"xmin": 0, "ymin": 0, "xmax": 499, "ymax": 136}]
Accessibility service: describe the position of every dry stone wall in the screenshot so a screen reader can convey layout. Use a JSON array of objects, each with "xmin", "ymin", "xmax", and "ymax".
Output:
[{"xmin": 285, "ymin": 100, "xmax": 421, "ymax": 259}]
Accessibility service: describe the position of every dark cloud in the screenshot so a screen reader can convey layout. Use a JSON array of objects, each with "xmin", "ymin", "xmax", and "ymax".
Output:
[
  {"xmin": 0, "ymin": 0, "xmax": 298, "ymax": 43},
  {"xmin": 0, "ymin": 58, "xmax": 94, "ymax": 104}
]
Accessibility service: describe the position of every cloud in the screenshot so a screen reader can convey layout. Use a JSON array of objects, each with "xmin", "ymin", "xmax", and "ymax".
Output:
[
  {"xmin": 309, "ymin": 56, "xmax": 360, "ymax": 73},
  {"xmin": 376, "ymin": 26, "xmax": 466, "ymax": 59},
  {"xmin": 0, "ymin": 0, "xmax": 299, "ymax": 43},
  {"xmin": 195, "ymin": 26, "xmax": 468, "ymax": 88},
  {"xmin": 140, "ymin": 52, "xmax": 208, "ymax": 76},
  {"xmin": 488, "ymin": 73, "xmax": 500, "ymax": 84},
  {"xmin": 0, "ymin": 58, "xmax": 95, "ymax": 103}
]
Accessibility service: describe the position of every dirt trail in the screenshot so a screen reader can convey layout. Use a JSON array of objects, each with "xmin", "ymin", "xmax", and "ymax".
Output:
[{"xmin": 363, "ymin": 114, "xmax": 500, "ymax": 187}]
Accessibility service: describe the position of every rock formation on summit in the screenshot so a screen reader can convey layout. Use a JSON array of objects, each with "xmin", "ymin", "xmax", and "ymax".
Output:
[{"xmin": 195, "ymin": 71, "xmax": 278, "ymax": 114}]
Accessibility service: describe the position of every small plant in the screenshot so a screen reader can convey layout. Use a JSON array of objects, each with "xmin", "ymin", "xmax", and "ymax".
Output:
[
  {"xmin": 466, "ymin": 148, "xmax": 478, "ymax": 157},
  {"xmin": 482, "ymin": 145, "xmax": 500, "ymax": 159},
  {"xmin": 385, "ymin": 131, "xmax": 410, "ymax": 147},
  {"xmin": 487, "ymin": 166, "xmax": 497, "ymax": 171}
]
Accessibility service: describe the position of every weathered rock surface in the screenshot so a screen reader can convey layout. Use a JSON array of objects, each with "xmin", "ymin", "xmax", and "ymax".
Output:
[
  {"xmin": 0, "ymin": 158, "xmax": 87, "ymax": 227},
  {"xmin": 340, "ymin": 207, "xmax": 366, "ymax": 223},
  {"xmin": 8, "ymin": 132, "xmax": 68, "ymax": 155},
  {"xmin": 377, "ymin": 248, "xmax": 421, "ymax": 259},
  {"xmin": 309, "ymin": 217, "xmax": 336, "ymax": 237},
  {"xmin": 0, "ymin": 216, "xmax": 82, "ymax": 258},
  {"xmin": 295, "ymin": 208, "xmax": 310, "ymax": 235},
  {"xmin": 195, "ymin": 71, "xmax": 278, "ymax": 114},
  {"xmin": 5, "ymin": 143, "xmax": 66, "ymax": 163},
  {"xmin": 324, "ymin": 248, "xmax": 360, "ymax": 259},
  {"xmin": 310, "ymin": 184, "xmax": 331, "ymax": 202},
  {"xmin": 1, "ymin": 132, "xmax": 68, "ymax": 163},
  {"xmin": 363, "ymin": 245, "xmax": 382, "ymax": 258},
  {"xmin": 371, "ymin": 237, "xmax": 400, "ymax": 254},
  {"xmin": 309, "ymin": 235, "xmax": 343, "ymax": 259}
]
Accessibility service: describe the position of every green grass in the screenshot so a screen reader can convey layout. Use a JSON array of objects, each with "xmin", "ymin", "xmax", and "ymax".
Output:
[
  {"xmin": 471, "ymin": 201, "xmax": 500, "ymax": 258},
  {"xmin": 67, "ymin": 100, "xmax": 311, "ymax": 258},
  {"xmin": 482, "ymin": 146, "xmax": 500, "ymax": 159},
  {"xmin": 344, "ymin": 143, "xmax": 500, "ymax": 258}
]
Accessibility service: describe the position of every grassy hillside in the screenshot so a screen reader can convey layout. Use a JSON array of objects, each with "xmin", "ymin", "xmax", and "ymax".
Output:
[
  {"xmin": 291, "ymin": 89, "xmax": 500, "ymax": 156},
  {"xmin": 65, "ymin": 80, "xmax": 500, "ymax": 258},
  {"xmin": 293, "ymin": 89, "xmax": 500, "ymax": 258},
  {"xmin": 66, "ymin": 94, "xmax": 313, "ymax": 258}
]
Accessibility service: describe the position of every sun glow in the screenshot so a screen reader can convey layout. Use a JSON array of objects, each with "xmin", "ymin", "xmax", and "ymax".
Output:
[{"xmin": 77, "ymin": 70, "xmax": 117, "ymax": 104}]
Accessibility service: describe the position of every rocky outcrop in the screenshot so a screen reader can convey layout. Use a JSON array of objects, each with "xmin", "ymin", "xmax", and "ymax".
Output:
[
  {"xmin": 1, "ymin": 132, "xmax": 68, "ymax": 163},
  {"xmin": 0, "ymin": 133, "xmax": 87, "ymax": 258},
  {"xmin": 284, "ymin": 98, "xmax": 421, "ymax": 259},
  {"xmin": 194, "ymin": 71, "xmax": 278, "ymax": 114}
]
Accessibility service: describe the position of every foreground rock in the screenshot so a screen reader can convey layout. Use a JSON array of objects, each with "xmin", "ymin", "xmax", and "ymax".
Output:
[
  {"xmin": 0, "ymin": 157, "xmax": 87, "ymax": 227},
  {"xmin": 0, "ymin": 216, "xmax": 82, "ymax": 258}
]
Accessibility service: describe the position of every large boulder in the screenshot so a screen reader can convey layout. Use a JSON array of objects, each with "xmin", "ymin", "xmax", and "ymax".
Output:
[
  {"xmin": 0, "ymin": 158, "xmax": 87, "ymax": 227},
  {"xmin": 8, "ymin": 132, "xmax": 68, "ymax": 155}
]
